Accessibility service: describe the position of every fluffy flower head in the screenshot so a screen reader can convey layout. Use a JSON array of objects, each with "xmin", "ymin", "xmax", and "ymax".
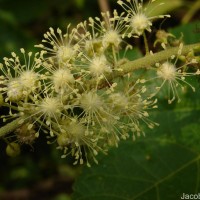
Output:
[
  {"xmin": 7, "ymin": 80, "xmax": 23, "ymax": 102},
  {"xmin": 89, "ymin": 55, "xmax": 111, "ymax": 77},
  {"xmin": 0, "ymin": 49, "xmax": 42, "ymax": 102},
  {"xmin": 19, "ymin": 70, "xmax": 39, "ymax": 94},
  {"xmin": 103, "ymin": 29, "xmax": 122, "ymax": 49},
  {"xmin": 52, "ymin": 68, "xmax": 75, "ymax": 93},
  {"xmin": 80, "ymin": 91, "xmax": 103, "ymax": 112},
  {"xmin": 40, "ymin": 97, "xmax": 62, "ymax": 118},
  {"xmin": 130, "ymin": 13, "xmax": 151, "ymax": 36},
  {"xmin": 117, "ymin": 0, "xmax": 170, "ymax": 37},
  {"xmin": 152, "ymin": 44, "xmax": 198, "ymax": 104},
  {"xmin": 157, "ymin": 62, "xmax": 176, "ymax": 81},
  {"xmin": 35, "ymin": 27, "xmax": 79, "ymax": 65}
]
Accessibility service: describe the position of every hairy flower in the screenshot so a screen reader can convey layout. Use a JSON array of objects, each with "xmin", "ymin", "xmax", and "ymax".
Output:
[
  {"xmin": 75, "ymin": 90, "xmax": 116, "ymax": 128},
  {"xmin": 75, "ymin": 52, "xmax": 113, "ymax": 86},
  {"xmin": 155, "ymin": 62, "xmax": 197, "ymax": 104},
  {"xmin": 1, "ymin": 0, "xmax": 199, "ymax": 167},
  {"xmin": 57, "ymin": 118, "xmax": 104, "ymax": 166},
  {"xmin": 91, "ymin": 10, "xmax": 126, "ymax": 50},
  {"xmin": 78, "ymin": 91, "xmax": 105, "ymax": 124},
  {"xmin": 40, "ymin": 97, "xmax": 62, "ymax": 118},
  {"xmin": 18, "ymin": 94, "xmax": 64, "ymax": 137},
  {"xmin": 108, "ymin": 77, "xmax": 158, "ymax": 139},
  {"xmin": 76, "ymin": 10, "xmax": 127, "ymax": 59},
  {"xmin": 150, "ymin": 44, "xmax": 198, "ymax": 103},
  {"xmin": 117, "ymin": 0, "xmax": 170, "ymax": 37},
  {"xmin": 6, "ymin": 80, "xmax": 24, "ymax": 102},
  {"xmin": 76, "ymin": 20, "xmax": 104, "ymax": 57},
  {"xmin": 0, "ymin": 49, "xmax": 42, "ymax": 102},
  {"xmin": 89, "ymin": 55, "xmax": 112, "ymax": 77},
  {"xmin": 52, "ymin": 68, "xmax": 75, "ymax": 92},
  {"xmin": 35, "ymin": 26, "xmax": 80, "ymax": 65}
]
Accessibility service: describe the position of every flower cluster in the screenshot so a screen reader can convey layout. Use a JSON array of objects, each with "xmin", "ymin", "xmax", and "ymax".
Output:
[{"xmin": 0, "ymin": 0, "xmax": 199, "ymax": 166}]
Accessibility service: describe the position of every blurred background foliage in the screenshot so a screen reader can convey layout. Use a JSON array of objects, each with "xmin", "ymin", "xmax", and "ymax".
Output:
[
  {"xmin": 0, "ymin": 0, "xmax": 199, "ymax": 199},
  {"xmin": 0, "ymin": 0, "xmax": 99, "ymax": 59}
]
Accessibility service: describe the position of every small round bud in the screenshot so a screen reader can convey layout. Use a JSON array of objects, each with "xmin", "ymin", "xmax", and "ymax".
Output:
[
  {"xmin": 16, "ymin": 123, "xmax": 37, "ymax": 144},
  {"xmin": 6, "ymin": 142, "xmax": 21, "ymax": 157},
  {"xmin": 57, "ymin": 133, "xmax": 69, "ymax": 147}
]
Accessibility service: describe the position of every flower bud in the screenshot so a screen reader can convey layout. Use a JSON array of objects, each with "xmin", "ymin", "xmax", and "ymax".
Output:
[
  {"xmin": 16, "ymin": 123, "xmax": 36, "ymax": 144},
  {"xmin": 6, "ymin": 142, "xmax": 21, "ymax": 157},
  {"xmin": 57, "ymin": 133, "xmax": 69, "ymax": 147}
]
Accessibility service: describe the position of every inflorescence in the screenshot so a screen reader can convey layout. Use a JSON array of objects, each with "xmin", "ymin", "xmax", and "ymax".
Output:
[{"xmin": 0, "ymin": 0, "xmax": 199, "ymax": 166}]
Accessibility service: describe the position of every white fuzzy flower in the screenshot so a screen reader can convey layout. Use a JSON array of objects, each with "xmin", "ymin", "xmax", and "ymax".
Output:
[
  {"xmin": 39, "ymin": 97, "xmax": 62, "ymax": 119},
  {"xmin": 108, "ymin": 78, "xmax": 158, "ymax": 139},
  {"xmin": 57, "ymin": 118, "xmax": 103, "ymax": 166},
  {"xmin": 76, "ymin": 10, "xmax": 126, "ymax": 57},
  {"xmin": 155, "ymin": 61, "xmax": 197, "ymax": 104},
  {"xmin": 117, "ymin": 0, "xmax": 170, "ymax": 37},
  {"xmin": 89, "ymin": 55, "xmax": 112, "ymax": 77},
  {"xmin": 157, "ymin": 62, "xmax": 177, "ymax": 81},
  {"xmin": 75, "ymin": 52, "xmax": 113, "ymax": 86},
  {"xmin": 19, "ymin": 70, "xmax": 39, "ymax": 95},
  {"xmin": 103, "ymin": 29, "xmax": 122, "ymax": 49},
  {"xmin": 35, "ymin": 26, "xmax": 80, "ymax": 65},
  {"xmin": 0, "ymin": 49, "xmax": 42, "ymax": 102},
  {"xmin": 129, "ymin": 13, "xmax": 151, "ymax": 36},
  {"xmin": 56, "ymin": 45, "xmax": 76, "ymax": 63},
  {"xmin": 108, "ymin": 92, "xmax": 129, "ymax": 111},
  {"xmin": 98, "ymin": 11, "xmax": 125, "ymax": 49},
  {"xmin": 6, "ymin": 80, "xmax": 24, "ymax": 102},
  {"xmin": 150, "ymin": 44, "xmax": 199, "ymax": 104},
  {"xmin": 75, "ymin": 90, "xmax": 116, "ymax": 130},
  {"xmin": 52, "ymin": 68, "xmax": 75, "ymax": 93},
  {"xmin": 76, "ymin": 20, "xmax": 104, "ymax": 57},
  {"xmin": 80, "ymin": 91, "xmax": 104, "ymax": 115},
  {"xmin": 19, "ymin": 94, "xmax": 64, "ymax": 137}
]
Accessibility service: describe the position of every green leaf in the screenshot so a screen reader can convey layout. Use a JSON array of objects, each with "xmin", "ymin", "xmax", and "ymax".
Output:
[
  {"xmin": 72, "ymin": 83, "xmax": 200, "ymax": 200},
  {"xmin": 75, "ymin": 0, "xmax": 85, "ymax": 9},
  {"xmin": 169, "ymin": 21, "xmax": 200, "ymax": 44},
  {"xmin": 146, "ymin": 0, "xmax": 183, "ymax": 17}
]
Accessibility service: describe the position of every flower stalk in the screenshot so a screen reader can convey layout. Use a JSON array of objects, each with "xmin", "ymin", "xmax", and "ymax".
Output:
[
  {"xmin": 87, "ymin": 42, "xmax": 200, "ymax": 90},
  {"xmin": 0, "ymin": 117, "xmax": 27, "ymax": 138}
]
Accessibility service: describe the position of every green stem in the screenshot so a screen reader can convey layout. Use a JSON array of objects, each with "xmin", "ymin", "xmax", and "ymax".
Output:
[
  {"xmin": 87, "ymin": 42, "xmax": 200, "ymax": 89},
  {"xmin": 112, "ymin": 45, "xmax": 117, "ymax": 65},
  {"xmin": 2, "ymin": 103, "xmax": 19, "ymax": 111},
  {"xmin": 143, "ymin": 32, "xmax": 149, "ymax": 55},
  {"xmin": 0, "ymin": 42, "xmax": 200, "ymax": 138},
  {"xmin": 0, "ymin": 117, "xmax": 26, "ymax": 138}
]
